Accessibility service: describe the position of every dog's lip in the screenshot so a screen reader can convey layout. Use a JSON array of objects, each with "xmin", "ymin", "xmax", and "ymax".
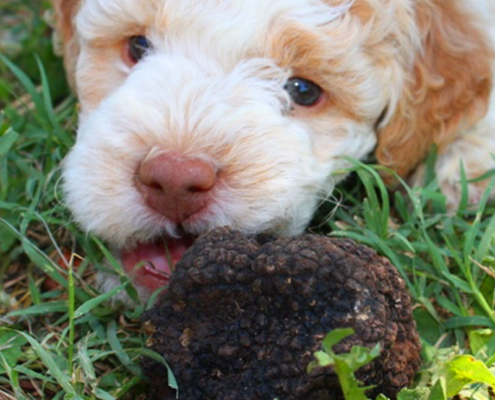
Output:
[{"xmin": 120, "ymin": 235, "xmax": 197, "ymax": 291}]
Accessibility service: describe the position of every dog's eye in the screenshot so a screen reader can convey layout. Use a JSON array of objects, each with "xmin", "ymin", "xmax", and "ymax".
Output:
[
  {"xmin": 128, "ymin": 36, "xmax": 152, "ymax": 63},
  {"xmin": 284, "ymin": 78, "xmax": 323, "ymax": 107}
]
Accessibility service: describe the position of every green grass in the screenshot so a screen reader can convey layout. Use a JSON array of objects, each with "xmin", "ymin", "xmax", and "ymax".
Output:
[{"xmin": 1, "ymin": 1, "xmax": 495, "ymax": 399}]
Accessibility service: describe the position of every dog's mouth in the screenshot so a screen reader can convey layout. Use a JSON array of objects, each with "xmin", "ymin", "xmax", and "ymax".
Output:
[{"xmin": 120, "ymin": 235, "xmax": 197, "ymax": 292}]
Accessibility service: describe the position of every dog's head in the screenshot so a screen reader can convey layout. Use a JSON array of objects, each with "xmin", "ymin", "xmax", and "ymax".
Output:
[{"xmin": 54, "ymin": 0, "xmax": 493, "ymax": 295}]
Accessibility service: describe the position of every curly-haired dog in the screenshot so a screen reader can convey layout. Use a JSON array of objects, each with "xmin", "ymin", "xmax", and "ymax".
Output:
[{"xmin": 53, "ymin": 0, "xmax": 495, "ymax": 299}]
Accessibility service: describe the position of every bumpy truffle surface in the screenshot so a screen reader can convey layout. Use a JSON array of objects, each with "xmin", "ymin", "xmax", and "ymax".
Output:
[{"xmin": 142, "ymin": 228, "xmax": 421, "ymax": 400}]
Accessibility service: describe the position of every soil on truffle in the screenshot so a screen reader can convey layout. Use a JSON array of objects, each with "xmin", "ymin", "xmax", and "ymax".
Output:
[{"xmin": 142, "ymin": 228, "xmax": 421, "ymax": 400}]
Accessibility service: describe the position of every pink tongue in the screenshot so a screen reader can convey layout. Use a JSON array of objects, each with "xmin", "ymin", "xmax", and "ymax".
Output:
[{"xmin": 121, "ymin": 237, "xmax": 195, "ymax": 290}]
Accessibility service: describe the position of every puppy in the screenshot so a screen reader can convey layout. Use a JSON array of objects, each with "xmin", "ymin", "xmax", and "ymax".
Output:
[{"xmin": 53, "ymin": 0, "xmax": 495, "ymax": 299}]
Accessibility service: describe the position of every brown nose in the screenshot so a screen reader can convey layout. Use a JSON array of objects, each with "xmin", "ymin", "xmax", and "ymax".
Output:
[{"xmin": 137, "ymin": 152, "xmax": 217, "ymax": 223}]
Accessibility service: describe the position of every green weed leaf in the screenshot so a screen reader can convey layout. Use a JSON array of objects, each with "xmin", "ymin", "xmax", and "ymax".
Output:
[
  {"xmin": 428, "ymin": 378, "xmax": 447, "ymax": 400},
  {"xmin": 0, "ymin": 331, "xmax": 27, "ymax": 374},
  {"xmin": 0, "ymin": 128, "xmax": 19, "ymax": 159},
  {"xmin": 397, "ymin": 387, "xmax": 430, "ymax": 400},
  {"xmin": 6, "ymin": 300, "xmax": 68, "ymax": 318},
  {"xmin": 321, "ymin": 328, "xmax": 354, "ymax": 353},
  {"xmin": 308, "ymin": 329, "xmax": 380, "ymax": 400},
  {"xmin": 442, "ymin": 355, "xmax": 495, "ymax": 397},
  {"xmin": 469, "ymin": 329, "xmax": 495, "ymax": 356}
]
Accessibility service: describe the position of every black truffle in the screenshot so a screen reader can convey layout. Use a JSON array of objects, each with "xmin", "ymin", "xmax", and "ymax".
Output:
[{"xmin": 142, "ymin": 227, "xmax": 421, "ymax": 400}]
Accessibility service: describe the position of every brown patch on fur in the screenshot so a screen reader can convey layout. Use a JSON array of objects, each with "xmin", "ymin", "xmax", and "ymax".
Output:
[
  {"xmin": 52, "ymin": 0, "xmax": 79, "ymax": 42},
  {"xmin": 376, "ymin": 0, "xmax": 494, "ymax": 179},
  {"xmin": 322, "ymin": 0, "xmax": 374, "ymax": 23},
  {"xmin": 349, "ymin": 0, "xmax": 375, "ymax": 24},
  {"xmin": 267, "ymin": 23, "xmax": 361, "ymax": 121},
  {"xmin": 52, "ymin": 0, "xmax": 81, "ymax": 89},
  {"xmin": 76, "ymin": 43, "xmax": 127, "ymax": 109}
]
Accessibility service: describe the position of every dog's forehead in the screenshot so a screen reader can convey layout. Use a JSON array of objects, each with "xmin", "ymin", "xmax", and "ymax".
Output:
[{"xmin": 76, "ymin": 0, "xmax": 352, "ymax": 51}]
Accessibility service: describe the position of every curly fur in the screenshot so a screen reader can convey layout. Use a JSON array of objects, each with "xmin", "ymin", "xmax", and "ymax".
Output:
[{"xmin": 53, "ymin": 0, "xmax": 495, "ymax": 298}]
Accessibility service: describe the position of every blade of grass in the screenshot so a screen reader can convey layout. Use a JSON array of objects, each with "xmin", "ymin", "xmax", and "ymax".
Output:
[
  {"xmin": 68, "ymin": 252, "xmax": 76, "ymax": 377},
  {"xmin": 1, "ymin": 329, "xmax": 83, "ymax": 399},
  {"xmin": 6, "ymin": 301, "xmax": 68, "ymax": 318},
  {"xmin": 35, "ymin": 56, "xmax": 72, "ymax": 148},
  {"xmin": 444, "ymin": 316, "xmax": 495, "ymax": 330},
  {"xmin": 14, "ymin": 365, "xmax": 56, "ymax": 384},
  {"xmin": 106, "ymin": 320, "xmax": 141, "ymax": 376},
  {"xmin": 133, "ymin": 348, "xmax": 179, "ymax": 395},
  {"xmin": 0, "ymin": 353, "xmax": 29, "ymax": 400},
  {"xmin": 457, "ymin": 162, "xmax": 469, "ymax": 215},
  {"xmin": 93, "ymin": 237, "xmax": 140, "ymax": 302},
  {"xmin": 74, "ymin": 281, "xmax": 129, "ymax": 319},
  {"xmin": 463, "ymin": 173, "xmax": 495, "ymax": 268},
  {"xmin": 0, "ymin": 128, "xmax": 19, "ymax": 159},
  {"xmin": 0, "ymin": 54, "xmax": 48, "ymax": 123},
  {"xmin": 77, "ymin": 335, "xmax": 97, "ymax": 382},
  {"xmin": 114, "ymin": 376, "xmax": 141, "ymax": 398}
]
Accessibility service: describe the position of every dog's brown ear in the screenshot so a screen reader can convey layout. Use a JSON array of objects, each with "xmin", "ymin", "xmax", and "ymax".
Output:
[
  {"xmin": 375, "ymin": 0, "xmax": 494, "ymax": 179},
  {"xmin": 52, "ymin": 0, "xmax": 81, "ymax": 89}
]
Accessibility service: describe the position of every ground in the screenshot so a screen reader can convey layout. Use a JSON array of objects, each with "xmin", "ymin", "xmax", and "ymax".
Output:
[{"xmin": 0, "ymin": 1, "xmax": 494, "ymax": 399}]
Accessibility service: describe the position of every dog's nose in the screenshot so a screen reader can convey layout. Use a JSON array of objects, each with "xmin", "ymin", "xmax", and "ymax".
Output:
[{"xmin": 137, "ymin": 152, "xmax": 217, "ymax": 223}]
